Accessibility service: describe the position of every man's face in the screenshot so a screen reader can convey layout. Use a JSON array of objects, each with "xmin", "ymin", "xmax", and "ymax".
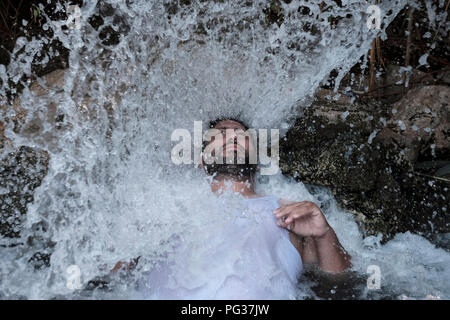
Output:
[{"xmin": 202, "ymin": 119, "xmax": 257, "ymax": 178}]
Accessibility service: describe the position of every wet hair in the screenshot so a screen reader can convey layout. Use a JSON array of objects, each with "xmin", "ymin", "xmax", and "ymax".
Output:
[
  {"xmin": 208, "ymin": 118, "xmax": 249, "ymax": 130},
  {"xmin": 203, "ymin": 117, "xmax": 250, "ymax": 151}
]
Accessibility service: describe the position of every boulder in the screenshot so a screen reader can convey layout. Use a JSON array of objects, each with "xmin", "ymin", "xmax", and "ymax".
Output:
[
  {"xmin": 280, "ymin": 92, "xmax": 449, "ymax": 243},
  {"xmin": 378, "ymin": 85, "xmax": 450, "ymax": 163},
  {"xmin": 0, "ymin": 146, "xmax": 49, "ymax": 239},
  {"xmin": 0, "ymin": 70, "xmax": 67, "ymax": 240},
  {"xmin": 280, "ymin": 97, "xmax": 391, "ymax": 192}
]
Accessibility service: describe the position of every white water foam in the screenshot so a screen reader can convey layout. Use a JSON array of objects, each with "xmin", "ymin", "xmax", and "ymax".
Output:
[{"xmin": 1, "ymin": 0, "xmax": 448, "ymax": 299}]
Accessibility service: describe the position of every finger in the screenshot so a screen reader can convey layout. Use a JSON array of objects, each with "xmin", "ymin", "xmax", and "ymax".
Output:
[
  {"xmin": 275, "ymin": 210, "xmax": 296, "ymax": 225},
  {"xmin": 284, "ymin": 206, "xmax": 317, "ymax": 224},
  {"xmin": 273, "ymin": 207, "xmax": 291, "ymax": 219},
  {"xmin": 273, "ymin": 203, "xmax": 300, "ymax": 218},
  {"xmin": 274, "ymin": 201, "xmax": 315, "ymax": 214},
  {"xmin": 276, "ymin": 217, "xmax": 292, "ymax": 230},
  {"xmin": 274, "ymin": 202, "xmax": 313, "ymax": 218},
  {"xmin": 273, "ymin": 202, "xmax": 297, "ymax": 214},
  {"xmin": 281, "ymin": 205, "xmax": 317, "ymax": 224}
]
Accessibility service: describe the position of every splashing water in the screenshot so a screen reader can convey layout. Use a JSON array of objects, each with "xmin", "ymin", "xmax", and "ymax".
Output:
[{"xmin": 0, "ymin": 0, "xmax": 448, "ymax": 299}]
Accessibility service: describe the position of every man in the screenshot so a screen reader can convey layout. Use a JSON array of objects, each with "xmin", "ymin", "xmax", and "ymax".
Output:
[
  {"xmin": 199, "ymin": 118, "xmax": 351, "ymax": 274},
  {"xmin": 111, "ymin": 118, "xmax": 351, "ymax": 297}
]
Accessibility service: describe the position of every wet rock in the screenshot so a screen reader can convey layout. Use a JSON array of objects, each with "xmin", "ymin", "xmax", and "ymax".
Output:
[
  {"xmin": 378, "ymin": 85, "xmax": 450, "ymax": 163},
  {"xmin": 0, "ymin": 119, "xmax": 5, "ymax": 147},
  {"xmin": 0, "ymin": 146, "xmax": 50, "ymax": 238},
  {"xmin": 0, "ymin": 46, "xmax": 11, "ymax": 66},
  {"xmin": 263, "ymin": 0, "xmax": 284, "ymax": 27},
  {"xmin": 31, "ymin": 39, "xmax": 70, "ymax": 77},
  {"xmin": 99, "ymin": 26, "xmax": 121, "ymax": 46},
  {"xmin": 98, "ymin": 1, "xmax": 116, "ymax": 17},
  {"xmin": 333, "ymin": 174, "xmax": 449, "ymax": 243},
  {"xmin": 91, "ymin": 1, "xmax": 130, "ymax": 46},
  {"xmin": 379, "ymin": 65, "xmax": 434, "ymax": 103},
  {"xmin": 0, "ymin": 69, "xmax": 67, "ymax": 151},
  {"xmin": 437, "ymin": 70, "xmax": 450, "ymax": 86},
  {"xmin": 28, "ymin": 251, "xmax": 51, "ymax": 270},
  {"xmin": 280, "ymin": 97, "xmax": 390, "ymax": 192},
  {"xmin": 84, "ymin": 274, "xmax": 113, "ymax": 292},
  {"xmin": 88, "ymin": 15, "xmax": 105, "ymax": 31},
  {"xmin": 280, "ymin": 95, "xmax": 449, "ymax": 242}
]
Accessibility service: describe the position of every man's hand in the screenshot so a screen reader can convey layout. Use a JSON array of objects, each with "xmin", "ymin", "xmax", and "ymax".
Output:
[
  {"xmin": 273, "ymin": 201, "xmax": 330, "ymax": 238},
  {"xmin": 274, "ymin": 201, "xmax": 351, "ymax": 273}
]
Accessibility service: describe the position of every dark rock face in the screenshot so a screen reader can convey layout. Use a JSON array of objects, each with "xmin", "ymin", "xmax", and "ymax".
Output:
[
  {"xmin": 28, "ymin": 251, "xmax": 51, "ymax": 270},
  {"xmin": 88, "ymin": 1, "xmax": 131, "ymax": 46},
  {"xmin": 31, "ymin": 40, "xmax": 70, "ymax": 78},
  {"xmin": 0, "ymin": 146, "xmax": 50, "ymax": 239},
  {"xmin": 280, "ymin": 95, "xmax": 449, "ymax": 243},
  {"xmin": 378, "ymin": 85, "xmax": 450, "ymax": 163},
  {"xmin": 280, "ymin": 98, "xmax": 389, "ymax": 192}
]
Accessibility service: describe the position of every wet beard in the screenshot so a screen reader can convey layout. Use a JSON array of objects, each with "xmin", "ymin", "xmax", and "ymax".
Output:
[
  {"xmin": 204, "ymin": 151, "xmax": 257, "ymax": 181},
  {"xmin": 205, "ymin": 162, "xmax": 257, "ymax": 180}
]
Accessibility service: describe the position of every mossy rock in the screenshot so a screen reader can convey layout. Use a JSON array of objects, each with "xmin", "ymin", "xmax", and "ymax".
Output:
[
  {"xmin": 280, "ymin": 97, "xmax": 449, "ymax": 243},
  {"xmin": 0, "ymin": 146, "xmax": 50, "ymax": 238}
]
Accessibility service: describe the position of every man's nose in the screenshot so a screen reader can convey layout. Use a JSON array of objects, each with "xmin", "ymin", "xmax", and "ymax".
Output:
[{"xmin": 224, "ymin": 129, "xmax": 238, "ymax": 141}]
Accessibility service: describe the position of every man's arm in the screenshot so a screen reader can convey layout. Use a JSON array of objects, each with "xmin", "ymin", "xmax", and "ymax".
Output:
[
  {"xmin": 310, "ymin": 227, "xmax": 351, "ymax": 273},
  {"xmin": 288, "ymin": 233, "xmax": 318, "ymax": 264},
  {"xmin": 277, "ymin": 200, "xmax": 351, "ymax": 273}
]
